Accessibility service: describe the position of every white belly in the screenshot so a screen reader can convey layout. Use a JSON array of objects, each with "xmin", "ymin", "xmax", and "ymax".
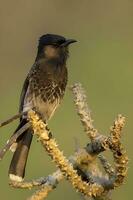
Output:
[{"xmin": 23, "ymin": 87, "xmax": 60, "ymax": 121}]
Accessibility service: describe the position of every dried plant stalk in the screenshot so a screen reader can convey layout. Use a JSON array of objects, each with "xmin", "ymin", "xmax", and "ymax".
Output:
[
  {"xmin": 98, "ymin": 155, "xmax": 115, "ymax": 178},
  {"xmin": 0, "ymin": 112, "xmax": 26, "ymax": 128},
  {"xmin": 0, "ymin": 83, "xmax": 127, "ymax": 200},
  {"xmin": 109, "ymin": 115, "xmax": 128, "ymax": 187},
  {"xmin": 9, "ymin": 177, "xmax": 48, "ymax": 189},
  {"xmin": 27, "ymin": 170, "xmax": 63, "ymax": 200},
  {"xmin": 28, "ymin": 185, "xmax": 53, "ymax": 200},
  {"xmin": 71, "ymin": 83, "xmax": 99, "ymax": 140},
  {"xmin": 28, "ymin": 110, "xmax": 104, "ymax": 199},
  {"xmin": 0, "ymin": 122, "xmax": 30, "ymax": 160}
]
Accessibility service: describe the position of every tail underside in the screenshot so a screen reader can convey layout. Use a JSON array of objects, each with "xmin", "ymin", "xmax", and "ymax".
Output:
[{"xmin": 8, "ymin": 119, "xmax": 33, "ymax": 181}]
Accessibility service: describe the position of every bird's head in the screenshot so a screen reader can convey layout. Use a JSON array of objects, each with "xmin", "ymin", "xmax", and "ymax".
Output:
[{"xmin": 36, "ymin": 34, "xmax": 77, "ymax": 62}]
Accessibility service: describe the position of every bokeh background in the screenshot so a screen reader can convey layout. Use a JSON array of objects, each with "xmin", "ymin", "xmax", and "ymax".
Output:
[{"xmin": 0, "ymin": 0, "xmax": 132, "ymax": 199}]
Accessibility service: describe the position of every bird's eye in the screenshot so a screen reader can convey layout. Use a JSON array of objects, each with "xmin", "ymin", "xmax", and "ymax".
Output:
[
  {"xmin": 58, "ymin": 40, "xmax": 65, "ymax": 45},
  {"xmin": 53, "ymin": 40, "xmax": 65, "ymax": 47}
]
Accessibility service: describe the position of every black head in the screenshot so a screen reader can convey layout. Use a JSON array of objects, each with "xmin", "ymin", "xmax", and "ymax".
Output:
[
  {"xmin": 36, "ymin": 34, "xmax": 77, "ymax": 61},
  {"xmin": 38, "ymin": 34, "xmax": 76, "ymax": 49}
]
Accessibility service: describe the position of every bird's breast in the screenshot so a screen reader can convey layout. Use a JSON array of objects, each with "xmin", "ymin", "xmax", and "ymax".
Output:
[
  {"xmin": 23, "ymin": 83, "xmax": 67, "ymax": 122},
  {"xmin": 23, "ymin": 60, "xmax": 67, "ymax": 121}
]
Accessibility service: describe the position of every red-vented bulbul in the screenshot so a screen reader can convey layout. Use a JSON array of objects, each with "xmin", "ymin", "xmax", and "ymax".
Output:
[{"xmin": 8, "ymin": 34, "xmax": 77, "ymax": 181}]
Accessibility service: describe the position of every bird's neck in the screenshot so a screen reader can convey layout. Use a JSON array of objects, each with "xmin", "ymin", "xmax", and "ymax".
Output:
[{"xmin": 35, "ymin": 50, "xmax": 68, "ymax": 66}]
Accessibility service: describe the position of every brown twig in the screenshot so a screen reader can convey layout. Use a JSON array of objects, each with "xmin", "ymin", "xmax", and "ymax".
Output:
[
  {"xmin": 28, "ymin": 110, "xmax": 104, "ymax": 199},
  {"xmin": 71, "ymin": 83, "xmax": 128, "ymax": 198},
  {"xmin": 9, "ymin": 176, "xmax": 51, "ymax": 189},
  {"xmin": 98, "ymin": 155, "xmax": 115, "ymax": 178},
  {"xmin": 109, "ymin": 115, "xmax": 128, "ymax": 187},
  {"xmin": 5, "ymin": 83, "xmax": 128, "ymax": 200},
  {"xmin": 0, "ymin": 122, "xmax": 30, "ymax": 160},
  {"xmin": 70, "ymin": 83, "xmax": 99, "ymax": 140},
  {"xmin": 27, "ymin": 170, "xmax": 63, "ymax": 200},
  {"xmin": 0, "ymin": 111, "xmax": 26, "ymax": 128}
]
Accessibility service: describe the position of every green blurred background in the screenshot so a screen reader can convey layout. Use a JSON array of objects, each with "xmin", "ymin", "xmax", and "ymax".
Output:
[{"xmin": 0, "ymin": 0, "xmax": 132, "ymax": 199}]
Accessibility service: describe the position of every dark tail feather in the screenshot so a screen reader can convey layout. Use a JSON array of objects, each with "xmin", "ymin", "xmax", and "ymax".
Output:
[{"xmin": 8, "ymin": 119, "xmax": 33, "ymax": 181}]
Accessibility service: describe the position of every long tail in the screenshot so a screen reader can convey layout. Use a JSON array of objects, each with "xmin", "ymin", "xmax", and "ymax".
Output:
[{"xmin": 8, "ymin": 119, "xmax": 33, "ymax": 182}]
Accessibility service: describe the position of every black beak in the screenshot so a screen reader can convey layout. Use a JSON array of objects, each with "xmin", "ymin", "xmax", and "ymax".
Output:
[{"xmin": 61, "ymin": 39, "xmax": 77, "ymax": 47}]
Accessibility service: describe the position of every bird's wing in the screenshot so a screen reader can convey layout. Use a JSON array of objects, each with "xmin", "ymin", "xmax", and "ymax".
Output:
[
  {"xmin": 18, "ymin": 62, "xmax": 38, "ymax": 114},
  {"xmin": 19, "ymin": 75, "xmax": 29, "ymax": 113}
]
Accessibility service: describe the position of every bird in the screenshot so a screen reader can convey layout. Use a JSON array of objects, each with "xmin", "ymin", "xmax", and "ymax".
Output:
[{"xmin": 8, "ymin": 34, "xmax": 77, "ymax": 182}]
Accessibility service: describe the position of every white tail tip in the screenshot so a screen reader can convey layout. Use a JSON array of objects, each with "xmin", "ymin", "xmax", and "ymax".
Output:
[{"xmin": 9, "ymin": 174, "xmax": 23, "ymax": 182}]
